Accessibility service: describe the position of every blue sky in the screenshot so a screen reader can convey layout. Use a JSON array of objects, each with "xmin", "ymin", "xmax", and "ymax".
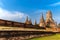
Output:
[{"xmin": 0, "ymin": 0, "xmax": 60, "ymax": 24}]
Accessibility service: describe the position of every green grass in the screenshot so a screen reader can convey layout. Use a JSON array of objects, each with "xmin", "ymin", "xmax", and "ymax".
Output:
[{"xmin": 29, "ymin": 34, "xmax": 60, "ymax": 40}]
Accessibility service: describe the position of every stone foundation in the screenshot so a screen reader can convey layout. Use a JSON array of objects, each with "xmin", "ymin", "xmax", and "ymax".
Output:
[{"xmin": 0, "ymin": 34, "xmax": 55, "ymax": 40}]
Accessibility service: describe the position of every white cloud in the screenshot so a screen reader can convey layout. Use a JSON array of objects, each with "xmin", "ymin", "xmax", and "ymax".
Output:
[
  {"xmin": 0, "ymin": 7, "xmax": 28, "ymax": 22},
  {"xmin": 50, "ymin": 2, "xmax": 60, "ymax": 6}
]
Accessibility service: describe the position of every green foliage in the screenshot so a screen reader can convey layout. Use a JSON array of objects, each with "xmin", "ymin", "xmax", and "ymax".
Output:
[{"xmin": 29, "ymin": 34, "xmax": 60, "ymax": 40}]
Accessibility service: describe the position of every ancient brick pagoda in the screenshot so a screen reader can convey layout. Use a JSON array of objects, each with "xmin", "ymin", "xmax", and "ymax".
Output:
[
  {"xmin": 0, "ymin": 10, "xmax": 59, "ymax": 40},
  {"xmin": 0, "ymin": 10, "xmax": 59, "ymax": 32}
]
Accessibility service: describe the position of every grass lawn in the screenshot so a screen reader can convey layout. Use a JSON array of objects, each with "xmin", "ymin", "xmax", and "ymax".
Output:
[{"xmin": 29, "ymin": 34, "xmax": 60, "ymax": 40}]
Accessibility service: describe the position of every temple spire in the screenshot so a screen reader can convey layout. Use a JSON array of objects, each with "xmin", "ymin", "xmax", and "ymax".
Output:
[
  {"xmin": 46, "ymin": 10, "xmax": 55, "ymax": 23},
  {"xmin": 25, "ymin": 16, "xmax": 28, "ymax": 24},
  {"xmin": 34, "ymin": 20, "xmax": 37, "ymax": 25},
  {"xmin": 46, "ymin": 10, "xmax": 52, "ymax": 20},
  {"xmin": 45, "ymin": 10, "xmax": 56, "ymax": 28},
  {"xmin": 29, "ymin": 18, "xmax": 32, "ymax": 24},
  {"xmin": 39, "ymin": 13, "xmax": 45, "ymax": 27},
  {"xmin": 25, "ymin": 16, "xmax": 32, "ymax": 25}
]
